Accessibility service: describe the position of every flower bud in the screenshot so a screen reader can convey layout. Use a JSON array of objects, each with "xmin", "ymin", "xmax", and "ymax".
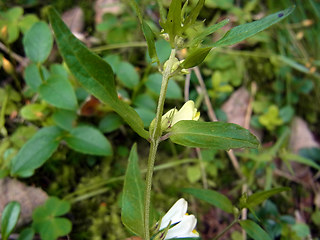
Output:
[{"xmin": 2, "ymin": 57, "xmax": 14, "ymax": 75}]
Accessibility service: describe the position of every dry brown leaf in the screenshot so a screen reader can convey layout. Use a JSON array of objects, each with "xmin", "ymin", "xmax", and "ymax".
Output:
[
  {"xmin": 0, "ymin": 178, "xmax": 48, "ymax": 227},
  {"xmin": 289, "ymin": 117, "xmax": 319, "ymax": 153},
  {"xmin": 62, "ymin": 7, "xmax": 84, "ymax": 34},
  {"xmin": 94, "ymin": 0, "xmax": 122, "ymax": 24},
  {"xmin": 222, "ymin": 87, "xmax": 249, "ymax": 127}
]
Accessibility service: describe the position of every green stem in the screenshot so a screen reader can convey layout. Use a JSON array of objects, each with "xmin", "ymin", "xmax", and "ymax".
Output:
[
  {"xmin": 144, "ymin": 48, "xmax": 176, "ymax": 240},
  {"xmin": 213, "ymin": 219, "xmax": 238, "ymax": 240}
]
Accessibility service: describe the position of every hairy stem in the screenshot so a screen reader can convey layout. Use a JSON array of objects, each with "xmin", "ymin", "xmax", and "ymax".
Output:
[{"xmin": 144, "ymin": 48, "xmax": 176, "ymax": 240}]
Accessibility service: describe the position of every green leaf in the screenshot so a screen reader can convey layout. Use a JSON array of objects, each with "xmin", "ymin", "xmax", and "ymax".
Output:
[
  {"xmin": 1, "ymin": 201, "xmax": 21, "ymax": 240},
  {"xmin": 183, "ymin": 188, "xmax": 233, "ymax": 213},
  {"xmin": 39, "ymin": 75, "xmax": 78, "ymax": 110},
  {"xmin": 20, "ymin": 103, "xmax": 48, "ymax": 121},
  {"xmin": 24, "ymin": 63, "xmax": 46, "ymax": 91},
  {"xmin": 182, "ymin": 0, "xmax": 205, "ymax": 30},
  {"xmin": 18, "ymin": 228, "xmax": 34, "ymax": 240},
  {"xmin": 32, "ymin": 197, "xmax": 71, "ymax": 240},
  {"xmin": 18, "ymin": 14, "xmax": 39, "ymax": 34},
  {"xmin": 161, "ymin": 0, "xmax": 182, "ymax": 46},
  {"xmin": 210, "ymin": 6, "xmax": 295, "ymax": 48},
  {"xmin": 52, "ymin": 109, "xmax": 77, "ymax": 131},
  {"xmin": 23, "ymin": 21, "xmax": 53, "ymax": 63},
  {"xmin": 170, "ymin": 121, "xmax": 259, "ymax": 150},
  {"xmin": 116, "ymin": 62, "xmax": 139, "ymax": 89},
  {"xmin": 242, "ymin": 187, "xmax": 290, "ymax": 210},
  {"xmin": 239, "ymin": 220, "xmax": 272, "ymax": 240},
  {"xmin": 10, "ymin": 126, "xmax": 63, "ymax": 177},
  {"xmin": 188, "ymin": 19, "xmax": 230, "ymax": 47},
  {"xmin": 181, "ymin": 48, "xmax": 211, "ymax": 69},
  {"xmin": 121, "ymin": 144, "xmax": 145, "ymax": 237},
  {"xmin": 98, "ymin": 113, "xmax": 123, "ymax": 133},
  {"xmin": 142, "ymin": 20, "xmax": 159, "ymax": 64},
  {"xmin": 64, "ymin": 126, "xmax": 112, "ymax": 156},
  {"xmin": 281, "ymin": 152, "xmax": 320, "ymax": 171},
  {"xmin": 17, "ymin": 228, "xmax": 34, "ymax": 240},
  {"xmin": 48, "ymin": 7, "xmax": 148, "ymax": 139},
  {"xmin": 135, "ymin": 107, "xmax": 156, "ymax": 127}
]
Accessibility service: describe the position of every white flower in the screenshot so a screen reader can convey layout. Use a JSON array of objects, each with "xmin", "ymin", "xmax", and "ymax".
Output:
[
  {"xmin": 159, "ymin": 198, "xmax": 199, "ymax": 239},
  {"xmin": 150, "ymin": 100, "xmax": 200, "ymax": 133}
]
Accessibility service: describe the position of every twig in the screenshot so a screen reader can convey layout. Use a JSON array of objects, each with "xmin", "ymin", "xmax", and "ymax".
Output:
[
  {"xmin": 193, "ymin": 66, "xmax": 217, "ymax": 121},
  {"xmin": 184, "ymin": 72, "xmax": 191, "ymax": 101},
  {"xmin": 196, "ymin": 148, "xmax": 208, "ymax": 189},
  {"xmin": 0, "ymin": 41, "xmax": 28, "ymax": 67}
]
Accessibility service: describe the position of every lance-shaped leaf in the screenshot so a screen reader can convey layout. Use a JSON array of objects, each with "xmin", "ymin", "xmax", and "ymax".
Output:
[
  {"xmin": 182, "ymin": 0, "xmax": 205, "ymax": 30},
  {"xmin": 183, "ymin": 188, "xmax": 233, "ymax": 213},
  {"xmin": 210, "ymin": 6, "xmax": 295, "ymax": 48},
  {"xmin": 128, "ymin": 0, "xmax": 159, "ymax": 64},
  {"xmin": 169, "ymin": 121, "xmax": 259, "ymax": 150},
  {"xmin": 142, "ymin": 20, "xmax": 159, "ymax": 64},
  {"xmin": 10, "ymin": 126, "xmax": 63, "ymax": 177},
  {"xmin": 121, "ymin": 144, "xmax": 145, "ymax": 237},
  {"xmin": 239, "ymin": 220, "xmax": 272, "ymax": 240},
  {"xmin": 1, "ymin": 201, "xmax": 21, "ymax": 240},
  {"xmin": 48, "ymin": 7, "xmax": 148, "ymax": 139},
  {"xmin": 161, "ymin": 0, "xmax": 182, "ymax": 46},
  {"xmin": 240, "ymin": 187, "xmax": 290, "ymax": 210},
  {"xmin": 181, "ymin": 48, "xmax": 211, "ymax": 69},
  {"xmin": 188, "ymin": 19, "xmax": 230, "ymax": 47}
]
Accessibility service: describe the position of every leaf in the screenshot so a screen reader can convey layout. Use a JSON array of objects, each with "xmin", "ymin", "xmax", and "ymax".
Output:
[
  {"xmin": 116, "ymin": 62, "xmax": 139, "ymax": 89},
  {"xmin": 10, "ymin": 126, "xmax": 63, "ymax": 177},
  {"xmin": 98, "ymin": 113, "xmax": 123, "ymax": 133},
  {"xmin": 142, "ymin": 20, "xmax": 159, "ymax": 64},
  {"xmin": 170, "ymin": 121, "xmax": 259, "ymax": 150},
  {"xmin": 181, "ymin": 48, "xmax": 211, "ymax": 69},
  {"xmin": 188, "ymin": 19, "xmax": 230, "ymax": 47},
  {"xmin": 281, "ymin": 152, "xmax": 320, "ymax": 171},
  {"xmin": 182, "ymin": 0, "xmax": 205, "ymax": 30},
  {"xmin": 18, "ymin": 14, "xmax": 39, "ymax": 34},
  {"xmin": 23, "ymin": 21, "xmax": 53, "ymax": 63},
  {"xmin": 134, "ymin": 107, "xmax": 156, "ymax": 128},
  {"xmin": 127, "ymin": 2, "xmax": 159, "ymax": 64},
  {"xmin": 52, "ymin": 109, "xmax": 77, "ymax": 131},
  {"xmin": 24, "ymin": 63, "xmax": 43, "ymax": 91},
  {"xmin": 20, "ymin": 103, "xmax": 48, "ymax": 121},
  {"xmin": 48, "ymin": 7, "xmax": 148, "ymax": 139},
  {"xmin": 1, "ymin": 201, "xmax": 21, "ymax": 240},
  {"xmin": 39, "ymin": 75, "xmax": 78, "ymax": 110},
  {"xmin": 121, "ymin": 144, "xmax": 145, "ymax": 237},
  {"xmin": 32, "ymin": 197, "xmax": 71, "ymax": 240},
  {"xmin": 239, "ymin": 220, "xmax": 272, "ymax": 240},
  {"xmin": 17, "ymin": 228, "xmax": 35, "ymax": 240},
  {"xmin": 242, "ymin": 187, "xmax": 290, "ymax": 210},
  {"xmin": 161, "ymin": 0, "xmax": 182, "ymax": 46},
  {"xmin": 210, "ymin": 6, "xmax": 295, "ymax": 48},
  {"xmin": 64, "ymin": 126, "xmax": 112, "ymax": 156},
  {"xmin": 183, "ymin": 188, "xmax": 233, "ymax": 213}
]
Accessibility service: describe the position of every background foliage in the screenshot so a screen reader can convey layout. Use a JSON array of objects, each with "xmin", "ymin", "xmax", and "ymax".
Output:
[{"xmin": 0, "ymin": 0, "xmax": 319, "ymax": 239}]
